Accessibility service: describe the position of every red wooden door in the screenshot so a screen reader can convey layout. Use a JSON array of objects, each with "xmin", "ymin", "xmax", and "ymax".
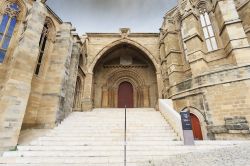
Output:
[
  {"xmin": 190, "ymin": 113, "xmax": 203, "ymax": 140},
  {"xmin": 118, "ymin": 82, "xmax": 133, "ymax": 108}
]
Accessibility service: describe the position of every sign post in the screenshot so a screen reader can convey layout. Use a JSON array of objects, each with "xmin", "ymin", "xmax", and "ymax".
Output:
[{"xmin": 180, "ymin": 108, "xmax": 195, "ymax": 145}]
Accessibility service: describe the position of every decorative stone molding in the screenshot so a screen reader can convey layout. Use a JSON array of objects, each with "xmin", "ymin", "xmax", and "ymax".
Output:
[{"xmin": 120, "ymin": 28, "xmax": 130, "ymax": 38}]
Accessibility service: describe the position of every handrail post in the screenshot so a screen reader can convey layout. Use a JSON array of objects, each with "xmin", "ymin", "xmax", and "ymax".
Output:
[{"xmin": 124, "ymin": 105, "xmax": 127, "ymax": 166}]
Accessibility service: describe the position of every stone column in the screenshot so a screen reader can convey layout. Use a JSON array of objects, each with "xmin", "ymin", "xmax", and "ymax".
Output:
[
  {"xmin": 0, "ymin": 1, "xmax": 46, "ymax": 150},
  {"xmin": 143, "ymin": 86, "xmax": 150, "ymax": 107},
  {"xmin": 114, "ymin": 88, "xmax": 118, "ymax": 108},
  {"xmin": 156, "ymin": 71, "xmax": 163, "ymax": 99},
  {"xmin": 82, "ymin": 73, "xmax": 93, "ymax": 111},
  {"xmin": 36, "ymin": 23, "xmax": 74, "ymax": 126},
  {"xmin": 214, "ymin": 0, "xmax": 250, "ymax": 64},
  {"xmin": 62, "ymin": 35, "xmax": 82, "ymax": 117},
  {"xmin": 101, "ymin": 87, "xmax": 108, "ymax": 107}
]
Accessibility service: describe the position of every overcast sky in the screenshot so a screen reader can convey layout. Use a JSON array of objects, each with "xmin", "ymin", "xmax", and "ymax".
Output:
[{"xmin": 46, "ymin": 0, "xmax": 177, "ymax": 35}]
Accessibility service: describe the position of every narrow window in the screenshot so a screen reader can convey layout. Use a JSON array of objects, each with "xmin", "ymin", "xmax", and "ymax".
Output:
[
  {"xmin": 0, "ymin": 3, "xmax": 19, "ymax": 62},
  {"xmin": 199, "ymin": 9, "xmax": 218, "ymax": 52},
  {"xmin": 35, "ymin": 23, "xmax": 48, "ymax": 75}
]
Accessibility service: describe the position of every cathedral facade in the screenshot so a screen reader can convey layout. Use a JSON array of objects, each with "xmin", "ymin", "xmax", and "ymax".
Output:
[{"xmin": 0, "ymin": 0, "xmax": 250, "ymax": 151}]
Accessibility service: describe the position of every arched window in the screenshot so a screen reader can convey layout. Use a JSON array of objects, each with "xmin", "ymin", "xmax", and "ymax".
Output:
[
  {"xmin": 35, "ymin": 23, "xmax": 48, "ymax": 75},
  {"xmin": 0, "ymin": 2, "xmax": 20, "ymax": 62},
  {"xmin": 199, "ymin": 8, "xmax": 218, "ymax": 52}
]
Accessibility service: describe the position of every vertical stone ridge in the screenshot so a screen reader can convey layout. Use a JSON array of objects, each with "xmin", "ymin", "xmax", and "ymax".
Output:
[
  {"xmin": 36, "ymin": 23, "xmax": 74, "ymax": 127},
  {"xmin": 0, "ymin": 1, "xmax": 47, "ymax": 151}
]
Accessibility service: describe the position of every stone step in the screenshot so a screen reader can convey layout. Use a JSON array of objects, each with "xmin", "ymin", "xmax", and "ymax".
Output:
[
  {"xmin": 45, "ymin": 133, "xmax": 176, "ymax": 137},
  {"xmin": 52, "ymin": 128, "xmax": 173, "ymax": 131},
  {"xmin": 3, "ymin": 149, "xmax": 212, "ymax": 157},
  {"xmin": 0, "ymin": 108, "xmax": 182, "ymax": 165},
  {"xmin": 48, "ymin": 132, "xmax": 176, "ymax": 137},
  {"xmin": 37, "ymin": 136, "xmax": 176, "ymax": 142},
  {"xmin": 62, "ymin": 121, "xmax": 167, "ymax": 124},
  {"xmin": 56, "ymin": 125, "xmax": 171, "ymax": 128},
  {"xmin": 0, "ymin": 156, "xmax": 177, "ymax": 164},
  {"xmin": 62, "ymin": 119, "xmax": 166, "ymax": 122},
  {"xmin": 29, "ymin": 140, "xmax": 182, "ymax": 146},
  {"xmin": 84, "ymin": 109, "xmax": 156, "ymax": 111},
  {"xmin": 0, "ymin": 164, "xmax": 140, "ymax": 166},
  {"xmin": 16, "ymin": 145, "xmax": 215, "ymax": 151}
]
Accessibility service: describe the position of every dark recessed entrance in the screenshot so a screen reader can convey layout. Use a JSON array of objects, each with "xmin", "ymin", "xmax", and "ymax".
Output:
[{"xmin": 118, "ymin": 81, "xmax": 133, "ymax": 108}]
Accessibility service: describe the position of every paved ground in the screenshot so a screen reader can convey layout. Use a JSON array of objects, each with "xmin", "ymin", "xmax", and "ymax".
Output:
[{"xmin": 141, "ymin": 142, "xmax": 250, "ymax": 166}]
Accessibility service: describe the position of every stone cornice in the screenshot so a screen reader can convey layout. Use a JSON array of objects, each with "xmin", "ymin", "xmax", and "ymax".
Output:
[
  {"xmin": 103, "ymin": 64, "xmax": 148, "ymax": 69},
  {"xmin": 86, "ymin": 33, "xmax": 159, "ymax": 38},
  {"xmin": 183, "ymin": 32, "xmax": 203, "ymax": 43},
  {"xmin": 168, "ymin": 64, "xmax": 250, "ymax": 98},
  {"xmin": 161, "ymin": 30, "xmax": 178, "ymax": 40},
  {"xmin": 236, "ymin": 0, "xmax": 250, "ymax": 10},
  {"xmin": 45, "ymin": 4, "xmax": 63, "ymax": 24},
  {"xmin": 219, "ymin": 19, "xmax": 242, "ymax": 36}
]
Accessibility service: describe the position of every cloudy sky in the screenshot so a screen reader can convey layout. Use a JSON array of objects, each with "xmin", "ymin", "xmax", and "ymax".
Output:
[{"xmin": 46, "ymin": 0, "xmax": 177, "ymax": 35}]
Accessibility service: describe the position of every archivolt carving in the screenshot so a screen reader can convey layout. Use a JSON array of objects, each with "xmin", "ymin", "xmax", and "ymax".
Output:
[
  {"xmin": 106, "ymin": 69, "xmax": 145, "ymax": 88},
  {"xmin": 100, "ymin": 69, "xmax": 149, "ymax": 108}
]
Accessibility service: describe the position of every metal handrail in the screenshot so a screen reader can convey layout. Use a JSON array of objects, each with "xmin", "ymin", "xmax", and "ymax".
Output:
[{"xmin": 124, "ymin": 105, "xmax": 127, "ymax": 166}]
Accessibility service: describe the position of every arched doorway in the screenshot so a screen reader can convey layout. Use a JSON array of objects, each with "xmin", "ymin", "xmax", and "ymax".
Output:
[
  {"xmin": 118, "ymin": 82, "xmax": 134, "ymax": 108},
  {"xmin": 190, "ymin": 113, "xmax": 203, "ymax": 140}
]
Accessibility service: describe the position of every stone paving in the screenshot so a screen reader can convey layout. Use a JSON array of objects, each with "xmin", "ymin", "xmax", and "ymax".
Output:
[{"xmin": 142, "ymin": 142, "xmax": 250, "ymax": 166}]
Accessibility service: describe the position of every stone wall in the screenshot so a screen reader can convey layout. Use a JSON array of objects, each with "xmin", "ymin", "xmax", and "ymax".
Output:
[
  {"xmin": 159, "ymin": 0, "xmax": 250, "ymax": 139},
  {"xmin": 0, "ymin": 0, "xmax": 47, "ymax": 150}
]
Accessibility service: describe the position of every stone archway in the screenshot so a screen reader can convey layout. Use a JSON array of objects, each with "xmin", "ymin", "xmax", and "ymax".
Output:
[
  {"xmin": 93, "ymin": 43, "xmax": 158, "ymax": 108},
  {"xmin": 101, "ymin": 69, "xmax": 150, "ymax": 108},
  {"xmin": 89, "ymin": 38, "xmax": 160, "ymax": 73},
  {"xmin": 189, "ymin": 107, "xmax": 208, "ymax": 140}
]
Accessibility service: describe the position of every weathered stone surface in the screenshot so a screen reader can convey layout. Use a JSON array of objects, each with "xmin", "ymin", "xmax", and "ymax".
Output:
[{"xmin": 0, "ymin": 0, "xmax": 250, "ymax": 151}]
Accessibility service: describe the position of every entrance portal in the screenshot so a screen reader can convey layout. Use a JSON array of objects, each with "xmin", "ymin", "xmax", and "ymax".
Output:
[
  {"xmin": 118, "ymin": 82, "xmax": 133, "ymax": 108},
  {"xmin": 93, "ymin": 43, "xmax": 158, "ymax": 108},
  {"xmin": 190, "ymin": 113, "xmax": 203, "ymax": 140}
]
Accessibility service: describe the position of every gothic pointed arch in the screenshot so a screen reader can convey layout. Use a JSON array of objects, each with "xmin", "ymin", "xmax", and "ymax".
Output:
[
  {"xmin": 89, "ymin": 38, "xmax": 160, "ymax": 73},
  {"xmin": 93, "ymin": 41, "xmax": 158, "ymax": 108}
]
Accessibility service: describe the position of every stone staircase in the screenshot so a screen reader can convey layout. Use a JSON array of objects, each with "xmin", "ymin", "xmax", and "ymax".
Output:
[{"xmin": 0, "ymin": 108, "xmax": 246, "ymax": 166}]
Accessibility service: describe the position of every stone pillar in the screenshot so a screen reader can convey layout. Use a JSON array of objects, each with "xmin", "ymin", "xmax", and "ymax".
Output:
[
  {"xmin": 101, "ymin": 87, "xmax": 108, "ymax": 107},
  {"xmin": 214, "ymin": 0, "xmax": 250, "ymax": 64},
  {"xmin": 82, "ymin": 73, "xmax": 93, "ymax": 111},
  {"xmin": 37, "ymin": 23, "xmax": 74, "ymax": 127},
  {"xmin": 156, "ymin": 71, "xmax": 163, "ymax": 99},
  {"xmin": 114, "ymin": 89, "xmax": 118, "ymax": 108},
  {"xmin": 62, "ymin": 35, "xmax": 82, "ymax": 117},
  {"xmin": 143, "ymin": 86, "xmax": 150, "ymax": 107},
  {"xmin": 0, "ymin": 1, "xmax": 46, "ymax": 150},
  {"xmin": 161, "ymin": 17, "xmax": 184, "ymax": 85},
  {"xmin": 182, "ymin": 12, "xmax": 208, "ymax": 76},
  {"xmin": 163, "ymin": 32, "xmax": 184, "ymax": 85}
]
